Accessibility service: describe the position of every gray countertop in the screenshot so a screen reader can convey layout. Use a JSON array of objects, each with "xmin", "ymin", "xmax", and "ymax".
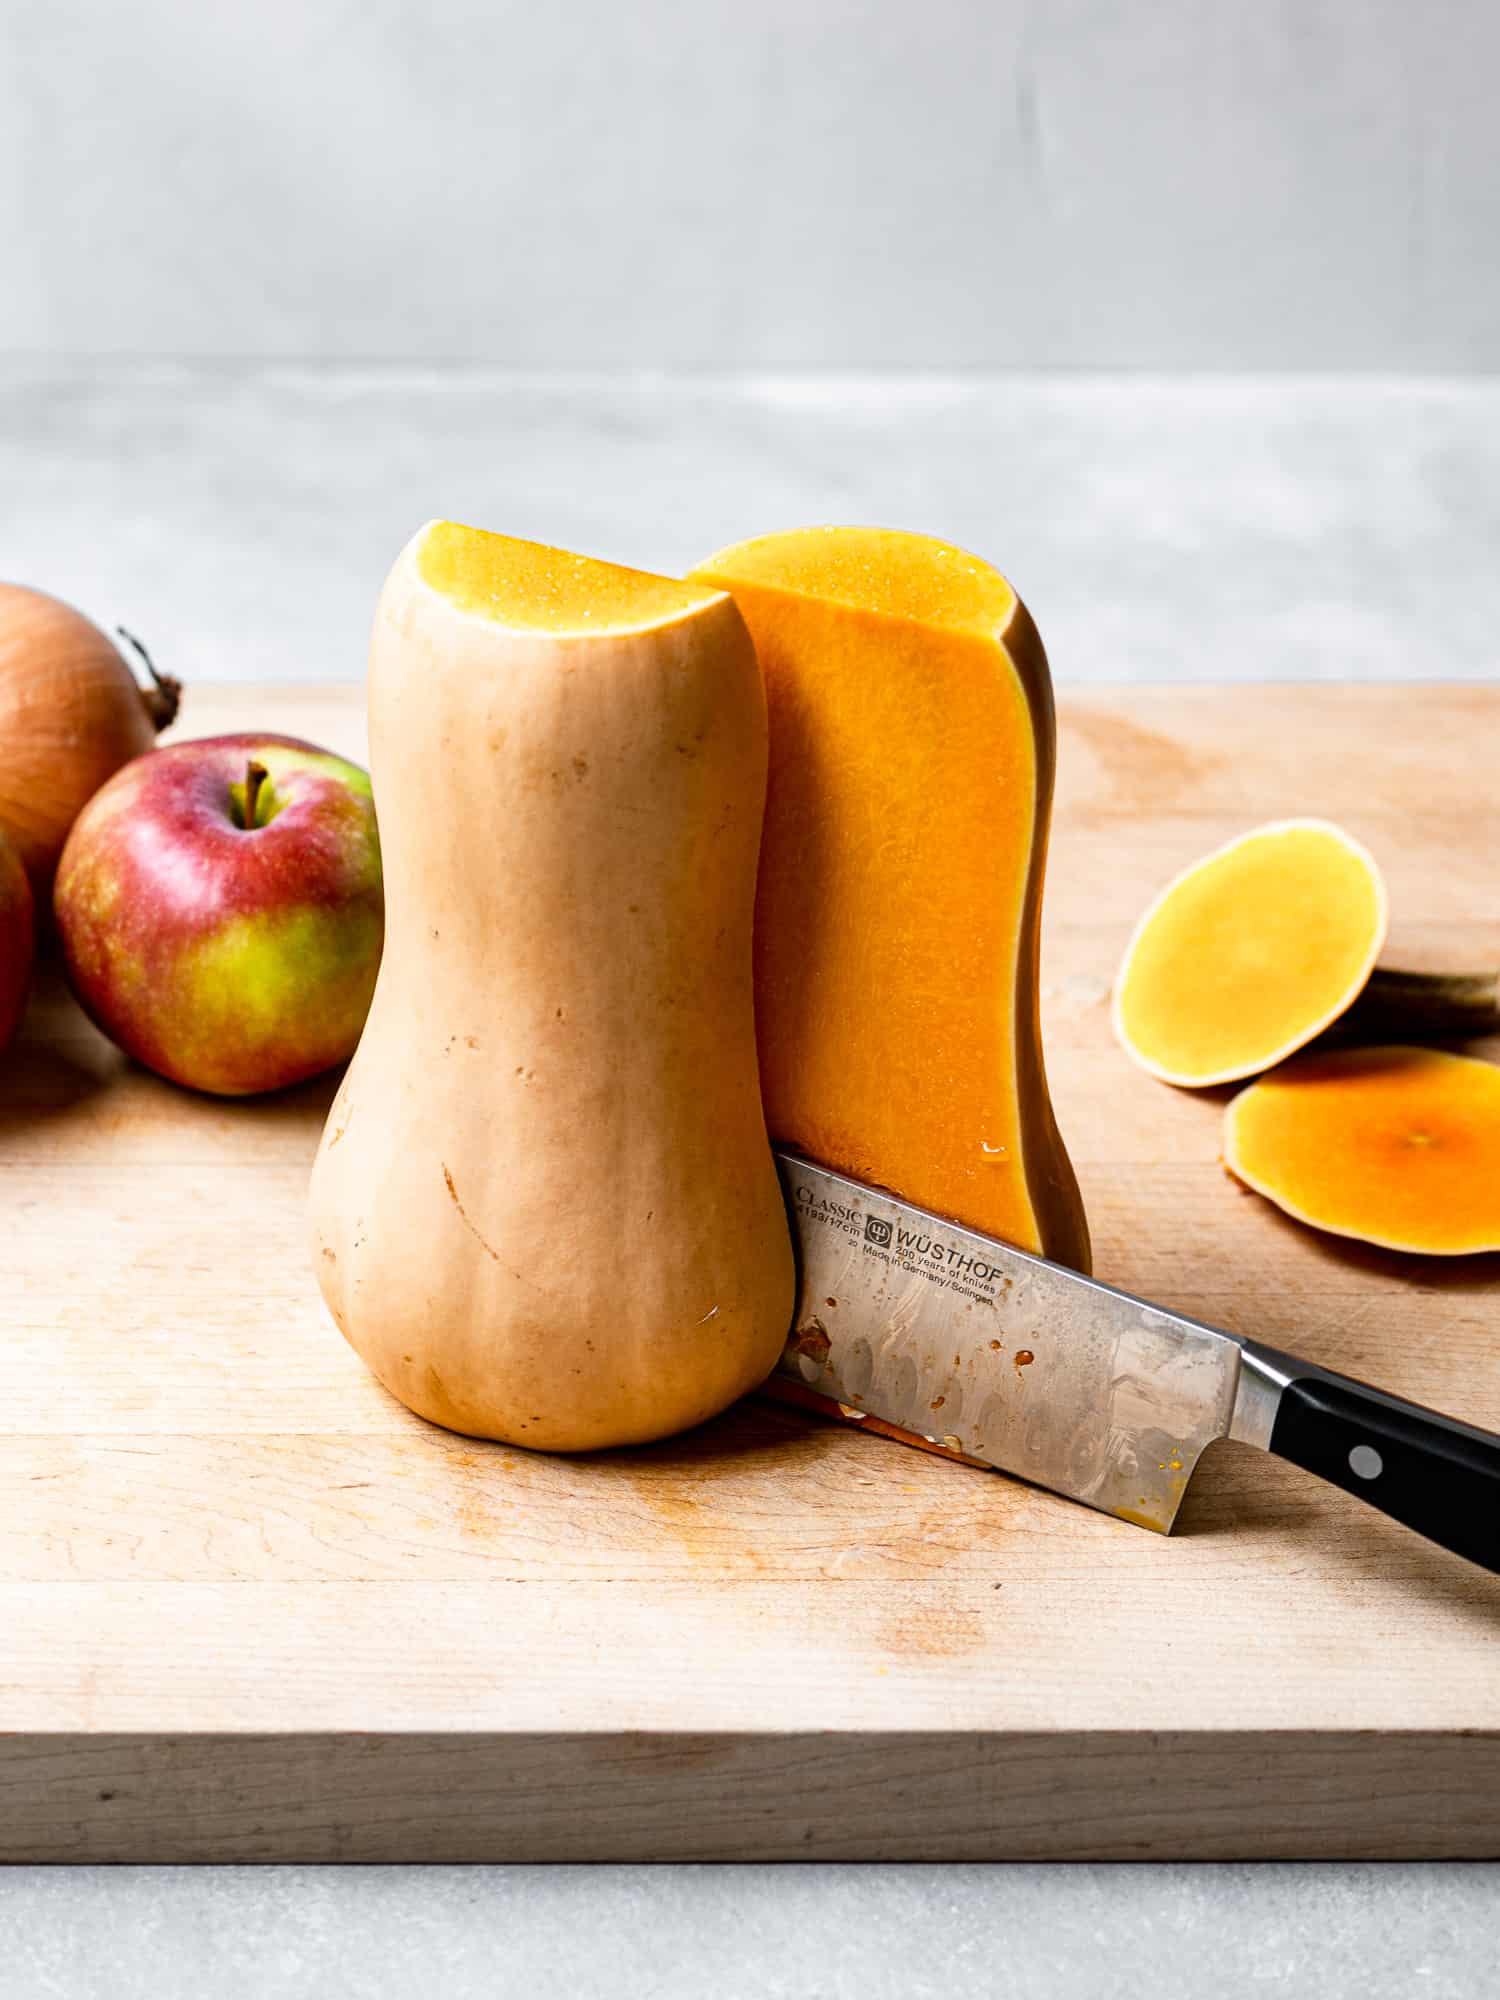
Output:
[
  {"xmin": 2, "ymin": 363, "xmax": 1496, "ymax": 1991},
  {"xmin": 2, "ymin": 1862, "xmax": 1496, "ymax": 1998}
]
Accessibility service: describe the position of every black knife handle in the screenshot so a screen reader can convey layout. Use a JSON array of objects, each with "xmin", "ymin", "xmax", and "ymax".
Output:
[{"xmin": 1270, "ymin": 1374, "xmax": 1500, "ymax": 1573}]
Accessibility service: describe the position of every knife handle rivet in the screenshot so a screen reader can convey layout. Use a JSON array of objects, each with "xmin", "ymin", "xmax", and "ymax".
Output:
[{"xmin": 1348, "ymin": 1444, "xmax": 1383, "ymax": 1481}]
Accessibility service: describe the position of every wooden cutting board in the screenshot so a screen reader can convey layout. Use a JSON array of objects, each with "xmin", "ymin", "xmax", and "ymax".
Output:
[{"xmin": 4, "ymin": 683, "xmax": 1498, "ymax": 1862}]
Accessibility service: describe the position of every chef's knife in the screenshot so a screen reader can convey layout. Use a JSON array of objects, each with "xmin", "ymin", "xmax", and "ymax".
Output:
[{"xmin": 770, "ymin": 1152, "xmax": 1500, "ymax": 1574}]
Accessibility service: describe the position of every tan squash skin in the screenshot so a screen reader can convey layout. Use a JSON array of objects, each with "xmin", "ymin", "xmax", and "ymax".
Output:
[{"xmin": 309, "ymin": 528, "xmax": 795, "ymax": 1450}]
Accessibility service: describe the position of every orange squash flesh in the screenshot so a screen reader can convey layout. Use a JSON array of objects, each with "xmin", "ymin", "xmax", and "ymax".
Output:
[
  {"xmin": 1224, "ymin": 1046, "xmax": 1500, "ymax": 1255},
  {"xmin": 417, "ymin": 522, "xmax": 720, "ymax": 633},
  {"xmin": 1114, "ymin": 820, "xmax": 1388, "ymax": 1088},
  {"xmin": 691, "ymin": 526, "xmax": 1089, "ymax": 1271}
]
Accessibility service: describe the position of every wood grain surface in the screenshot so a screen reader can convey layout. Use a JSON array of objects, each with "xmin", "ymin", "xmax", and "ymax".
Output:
[{"xmin": 3, "ymin": 683, "xmax": 1498, "ymax": 1861}]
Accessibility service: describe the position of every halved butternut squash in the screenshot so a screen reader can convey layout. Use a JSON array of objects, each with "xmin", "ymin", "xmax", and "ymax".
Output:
[
  {"xmin": 690, "ymin": 525, "xmax": 1088, "ymax": 1270},
  {"xmin": 1224, "ymin": 1046, "xmax": 1500, "ymax": 1255},
  {"xmin": 309, "ymin": 522, "xmax": 795, "ymax": 1450},
  {"xmin": 1114, "ymin": 819, "xmax": 1388, "ymax": 1088}
]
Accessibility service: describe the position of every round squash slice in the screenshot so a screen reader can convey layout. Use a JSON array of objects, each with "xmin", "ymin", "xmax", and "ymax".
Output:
[
  {"xmin": 1114, "ymin": 819, "xmax": 1388, "ymax": 1087},
  {"xmin": 1224, "ymin": 1046, "xmax": 1500, "ymax": 1255}
]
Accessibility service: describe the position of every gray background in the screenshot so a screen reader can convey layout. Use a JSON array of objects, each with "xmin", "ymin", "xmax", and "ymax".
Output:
[
  {"xmin": 3, "ymin": 0, "xmax": 1498, "ymax": 1989},
  {"xmin": 4, "ymin": 0, "xmax": 1499, "ymax": 686},
  {"xmin": 3, "ymin": 0, "xmax": 1498, "ymax": 371}
]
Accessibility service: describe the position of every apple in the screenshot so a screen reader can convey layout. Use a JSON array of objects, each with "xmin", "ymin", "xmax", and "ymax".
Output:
[
  {"xmin": 53, "ymin": 733, "xmax": 382, "ymax": 1095},
  {"xmin": 0, "ymin": 826, "xmax": 35, "ymax": 1057}
]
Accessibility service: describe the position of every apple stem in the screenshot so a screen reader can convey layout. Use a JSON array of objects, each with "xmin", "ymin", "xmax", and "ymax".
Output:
[{"xmin": 242, "ymin": 759, "xmax": 269, "ymax": 831}]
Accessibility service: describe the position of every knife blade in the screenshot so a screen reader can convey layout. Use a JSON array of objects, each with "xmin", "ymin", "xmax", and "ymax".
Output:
[{"xmin": 770, "ymin": 1151, "xmax": 1500, "ymax": 1572}]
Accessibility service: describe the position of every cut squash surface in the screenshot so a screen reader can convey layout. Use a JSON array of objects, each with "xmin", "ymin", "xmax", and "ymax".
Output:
[
  {"xmin": 691, "ymin": 526, "xmax": 1088, "ymax": 1270},
  {"xmin": 418, "ymin": 520, "xmax": 722, "ymax": 635},
  {"xmin": 1114, "ymin": 820, "xmax": 1388, "ymax": 1088},
  {"xmin": 702, "ymin": 524, "xmax": 1019, "ymax": 633},
  {"xmin": 1225, "ymin": 1046, "xmax": 1500, "ymax": 1255}
]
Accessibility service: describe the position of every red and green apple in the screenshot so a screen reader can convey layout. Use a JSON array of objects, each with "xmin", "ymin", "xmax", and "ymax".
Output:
[{"xmin": 54, "ymin": 734, "xmax": 382, "ymax": 1095}]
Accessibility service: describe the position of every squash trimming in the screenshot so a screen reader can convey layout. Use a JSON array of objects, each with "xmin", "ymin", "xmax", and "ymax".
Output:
[
  {"xmin": 1225, "ymin": 1046, "xmax": 1500, "ymax": 1256},
  {"xmin": 1115, "ymin": 818, "xmax": 1500, "ymax": 1088},
  {"xmin": 1113, "ymin": 820, "xmax": 1389, "ymax": 1087}
]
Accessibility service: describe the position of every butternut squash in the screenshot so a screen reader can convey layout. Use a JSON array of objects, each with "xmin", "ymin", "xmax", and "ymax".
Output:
[
  {"xmin": 1224, "ymin": 1046, "xmax": 1500, "ymax": 1255},
  {"xmin": 1114, "ymin": 820, "xmax": 1388, "ymax": 1087},
  {"xmin": 690, "ymin": 526, "xmax": 1088, "ymax": 1270},
  {"xmin": 309, "ymin": 522, "xmax": 795, "ymax": 1450}
]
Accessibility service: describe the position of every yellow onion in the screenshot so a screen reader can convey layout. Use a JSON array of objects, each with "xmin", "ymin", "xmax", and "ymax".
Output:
[
  {"xmin": 0, "ymin": 825, "xmax": 33, "ymax": 1056},
  {"xmin": 0, "ymin": 585, "xmax": 181, "ymax": 897}
]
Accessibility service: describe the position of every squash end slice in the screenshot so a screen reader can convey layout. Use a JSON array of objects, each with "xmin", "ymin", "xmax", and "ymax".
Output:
[
  {"xmin": 1113, "ymin": 817, "xmax": 1390, "ymax": 1089},
  {"xmin": 1223, "ymin": 1045, "xmax": 1500, "ymax": 1256}
]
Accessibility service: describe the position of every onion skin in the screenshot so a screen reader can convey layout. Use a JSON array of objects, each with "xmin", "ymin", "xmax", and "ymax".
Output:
[
  {"xmin": 0, "ymin": 828, "xmax": 35, "ymax": 1056},
  {"xmin": 0, "ymin": 585, "xmax": 182, "ymax": 898}
]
